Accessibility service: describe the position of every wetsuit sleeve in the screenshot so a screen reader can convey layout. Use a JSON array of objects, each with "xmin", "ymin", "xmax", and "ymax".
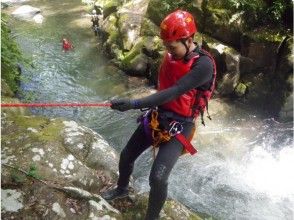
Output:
[{"xmin": 133, "ymin": 55, "xmax": 214, "ymax": 109}]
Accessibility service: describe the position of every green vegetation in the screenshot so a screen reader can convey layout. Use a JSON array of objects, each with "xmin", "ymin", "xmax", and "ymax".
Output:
[
  {"xmin": 27, "ymin": 163, "xmax": 42, "ymax": 179},
  {"xmin": 11, "ymin": 167, "xmax": 25, "ymax": 184},
  {"xmin": 1, "ymin": 13, "xmax": 29, "ymax": 93},
  {"xmin": 209, "ymin": 0, "xmax": 292, "ymax": 29}
]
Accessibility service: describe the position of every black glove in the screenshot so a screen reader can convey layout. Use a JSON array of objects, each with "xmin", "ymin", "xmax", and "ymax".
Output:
[{"xmin": 110, "ymin": 98, "xmax": 135, "ymax": 112}]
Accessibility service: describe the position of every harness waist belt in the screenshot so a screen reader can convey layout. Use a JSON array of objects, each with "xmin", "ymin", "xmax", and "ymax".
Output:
[{"xmin": 158, "ymin": 108, "xmax": 194, "ymax": 123}]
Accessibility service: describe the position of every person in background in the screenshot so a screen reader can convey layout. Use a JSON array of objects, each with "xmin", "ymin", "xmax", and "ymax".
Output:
[
  {"xmin": 62, "ymin": 38, "xmax": 73, "ymax": 51},
  {"xmin": 91, "ymin": 9, "xmax": 100, "ymax": 36},
  {"xmin": 102, "ymin": 10, "xmax": 217, "ymax": 220}
]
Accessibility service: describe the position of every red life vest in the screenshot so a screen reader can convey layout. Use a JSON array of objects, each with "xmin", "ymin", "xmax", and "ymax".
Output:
[
  {"xmin": 158, "ymin": 48, "xmax": 217, "ymax": 120},
  {"xmin": 63, "ymin": 40, "xmax": 73, "ymax": 51}
]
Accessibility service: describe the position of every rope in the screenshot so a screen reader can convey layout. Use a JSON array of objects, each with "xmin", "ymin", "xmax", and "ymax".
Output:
[{"xmin": 1, "ymin": 103, "xmax": 111, "ymax": 108}]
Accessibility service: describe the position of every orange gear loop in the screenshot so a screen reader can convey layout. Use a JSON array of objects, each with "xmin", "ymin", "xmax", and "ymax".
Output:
[{"xmin": 150, "ymin": 111, "xmax": 171, "ymax": 147}]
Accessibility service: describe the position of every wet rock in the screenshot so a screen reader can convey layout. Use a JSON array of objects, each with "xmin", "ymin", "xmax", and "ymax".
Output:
[
  {"xmin": 1, "ymin": 0, "xmax": 28, "ymax": 5},
  {"xmin": 204, "ymin": 35, "xmax": 241, "ymax": 95},
  {"xmin": 1, "ymin": 113, "xmax": 119, "ymax": 193},
  {"xmin": 202, "ymin": 3, "xmax": 243, "ymax": 49},
  {"xmin": 12, "ymin": 5, "xmax": 41, "ymax": 21},
  {"xmin": 1, "ymin": 98, "xmax": 204, "ymax": 219},
  {"xmin": 233, "ymin": 82, "xmax": 248, "ymax": 98},
  {"xmin": 117, "ymin": 0, "xmax": 149, "ymax": 50},
  {"xmin": 240, "ymin": 29, "xmax": 288, "ymax": 75},
  {"xmin": 33, "ymin": 13, "xmax": 44, "ymax": 24},
  {"xmin": 120, "ymin": 36, "xmax": 163, "ymax": 77},
  {"xmin": 279, "ymin": 93, "xmax": 293, "ymax": 121}
]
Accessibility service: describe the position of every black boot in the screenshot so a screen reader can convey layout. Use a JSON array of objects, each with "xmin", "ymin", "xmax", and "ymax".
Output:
[{"xmin": 101, "ymin": 187, "xmax": 129, "ymax": 201}]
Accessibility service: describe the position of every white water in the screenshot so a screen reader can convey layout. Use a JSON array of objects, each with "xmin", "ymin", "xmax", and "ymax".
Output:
[{"xmin": 134, "ymin": 113, "xmax": 294, "ymax": 220}]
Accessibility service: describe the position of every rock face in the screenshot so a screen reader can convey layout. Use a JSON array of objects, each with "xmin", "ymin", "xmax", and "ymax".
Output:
[
  {"xmin": 1, "ymin": 100, "xmax": 203, "ymax": 219},
  {"xmin": 91, "ymin": 0, "xmax": 293, "ymax": 120},
  {"xmin": 12, "ymin": 5, "xmax": 44, "ymax": 23}
]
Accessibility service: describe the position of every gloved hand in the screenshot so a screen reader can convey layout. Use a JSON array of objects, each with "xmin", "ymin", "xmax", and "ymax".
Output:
[{"xmin": 110, "ymin": 98, "xmax": 135, "ymax": 112}]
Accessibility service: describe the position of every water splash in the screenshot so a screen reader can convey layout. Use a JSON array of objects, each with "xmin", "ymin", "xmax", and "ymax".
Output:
[{"xmin": 242, "ymin": 145, "xmax": 294, "ymax": 198}]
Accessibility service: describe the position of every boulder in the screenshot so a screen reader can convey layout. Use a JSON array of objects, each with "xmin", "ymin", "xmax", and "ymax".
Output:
[
  {"xmin": 117, "ymin": 0, "xmax": 150, "ymax": 51},
  {"xmin": 12, "ymin": 5, "xmax": 41, "ymax": 21},
  {"xmin": 33, "ymin": 13, "xmax": 44, "ymax": 24},
  {"xmin": 202, "ymin": 3, "xmax": 243, "ymax": 49},
  {"xmin": 1, "ymin": 107, "xmax": 204, "ymax": 219},
  {"xmin": 203, "ymin": 35, "xmax": 241, "ymax": 95},
  {"xmin": 1, "ymin": 112, "xmax": 119, "ymax": 193},
  {"xmin": 120, "ymin": 36, "xmax": 163, "ymax": 77},
  {"xmin": 241, "ymin": 29, "xmax": 286, "ymax": 74}
]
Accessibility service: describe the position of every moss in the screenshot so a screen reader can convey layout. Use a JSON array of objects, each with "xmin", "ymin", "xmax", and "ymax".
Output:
[
  {"xmin": 140, "ymin": 18, "xmax": 159, "ymax": 37},
  {"xmin": 12, "ymin": 114, "xmax": 48, "ymax": 129},
  {"xmin": 120, "ymin": 195, "xmax": 148, "ymax": 219},
  {"xmin": 37, "ymin": 119, "xmax": 64, "ymax": 142},
  {"xmin": 234, "ymin": 82, "xmax": 247, "ymax": 97},
  {"xmin": 207, "ymin": 7, "xmax": 232, "ymax": 24},
  {"xmin": 104, "ymin": 14, "xmax": 119, "ymax": 45},
  {"xmin": 1, "ymin": 96, "xmax": 29, "ymax": 116},
  {"xmin": 100, "ymin": 0, "xmax": 121, "ymax": 9},
  {"xmin": 7, "ymin": 114, "xmax": 64, "ymax": 142},
  {"xmin": 188, "ymin": 214, "xmax": 204, "ymax": 220},
  {"xmin": 121, "ymin": 37, "xmax": 145, "ymax": 67},
  {"xmin": 1, "ymin": 79, "xmax": 14, "ymax": 97},
  {"xmin": 245, "ymin": 28, "xmax": 285, "ymax": 43}
]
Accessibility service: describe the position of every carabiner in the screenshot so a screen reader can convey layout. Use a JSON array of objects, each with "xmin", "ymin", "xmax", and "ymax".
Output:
[{"xmin": 168, "ymin": 121, "xmax": 183, "ymax": 136}]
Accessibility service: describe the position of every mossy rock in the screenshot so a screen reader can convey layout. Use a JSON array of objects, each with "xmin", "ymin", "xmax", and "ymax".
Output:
[
  {"xmin": 102, "ymin": 14, "xmax": 119, "ymax": 44},
  {"xmin": 1, "ymin": 96, "xmax": 29, "ymax": 116},
  {"xmin": 203, "ymin": 7, "xmax": 242, "ymax": 49},
  {"xmin": 98, "ymin": 0, "xmax": 122, "ymax": 18},
  {"xmin": 241, "ymin": 29, "xmax": 287, "ymax": 71},
  {"xmin": 140, "ymin": 17, "xmax": 160, "ymax": 37},
  {"xmin": 233, "ymin": 82, "xmax": 247, "ymax": 97},
  {"xmin": 146, "ymin": 0, "xmax": 180, "ymax": 26},
  {"xmin": 120, "ymin": 36, "xmax": 164, "ymax": 76},
  {"xmin": 1, "ymin": 79, "xmax": 14, "ymax": 97},
  {"xmin": 244, "ymin": 27, "xmax": 285, "ymax": 43},
  {"xmin": 114, "ymin": 193, "xmax": 204, "ymax": 220}
]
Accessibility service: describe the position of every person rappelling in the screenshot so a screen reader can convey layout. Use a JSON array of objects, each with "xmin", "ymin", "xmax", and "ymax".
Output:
[
  {"xmin": 62, "ymin": 38, "xmax": 73, "ymax": 51},
  {"xmin": 101, "ymin": 10, "xmax": 217, "ymax": 220}
]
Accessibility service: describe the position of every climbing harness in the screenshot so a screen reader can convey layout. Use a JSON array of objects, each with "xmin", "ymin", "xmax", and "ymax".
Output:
[{"xmin": 139, "ymin": 109, "xmax": 197, "ymax": 156}]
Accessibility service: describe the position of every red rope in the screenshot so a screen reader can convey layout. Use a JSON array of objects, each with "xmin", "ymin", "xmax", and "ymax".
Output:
[{"xmin": 1, "ymin": 103, "xmax": 112, "ymax": 108}]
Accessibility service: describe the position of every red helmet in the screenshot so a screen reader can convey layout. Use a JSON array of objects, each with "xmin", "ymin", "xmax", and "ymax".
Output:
[{"xmin": 160, "ymin": 10, "xmax": 197, "ymax": 41}]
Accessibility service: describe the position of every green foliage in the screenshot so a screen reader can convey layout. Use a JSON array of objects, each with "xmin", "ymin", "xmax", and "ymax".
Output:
[
  {"xmin": 226, "ymin": 0, "xmax": 292, "ymax": 28},
  {"xmin": 267, "ymin": 0, "xmax": 289, "ymax": 22},
  {"xmin": 1, "ymin": 13, "xmax": 29, "ymax": 93},
  {"xmin": 11, "ymin": 167, "xmax": 25, "ymax": 183},
  {"xmin": 27, "ymin": 163, "xmax": 41, "ymax": 179}
]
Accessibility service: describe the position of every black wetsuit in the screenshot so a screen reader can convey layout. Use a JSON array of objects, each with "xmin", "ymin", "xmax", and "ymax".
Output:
[
  {"xmin": 91, "ymin": 15, "xmax": 99, "ymax": 36},
  {"xmin": 118, "ymin": 47, "xmax": 214, "ymax": 220}
]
